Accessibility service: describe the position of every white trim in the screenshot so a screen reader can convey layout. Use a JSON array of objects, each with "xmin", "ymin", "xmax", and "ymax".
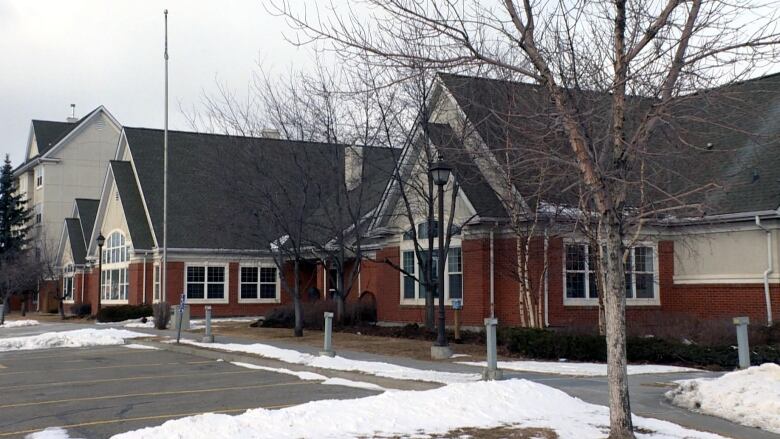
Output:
[
  {"xmin": 183, "ymin": 262, "xmax": 230, "ymax": 304},
  {"xmin": 673, "ymin": 274, "xmax": 779, "ymax": 284},
  {"xmin": 237, "ymin": 262, "xmax": 281, "ymax": 304},
  {"xmin": 41, "ymin": 106, "xmax": 122, "ymax": 160},
  {"xmin": 562, "ymin": 239, "xmax": 661, "ymax": 307},
  {"xmin": 123, "ymin": 130, "xmax": 159, "ymax": 249},
  {"xmin": 399, "ymin": 238, "xmax": 464, "ymax": 307}
]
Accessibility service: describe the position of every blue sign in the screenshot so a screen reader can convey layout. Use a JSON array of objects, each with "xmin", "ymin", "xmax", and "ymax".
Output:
[{"xmin": 451, "ymin": 298, "xmax": 463, "ymax": 310}]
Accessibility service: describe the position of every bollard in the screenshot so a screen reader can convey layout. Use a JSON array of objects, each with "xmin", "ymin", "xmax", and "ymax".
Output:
[
  {"xmin": 483, "ymin": 318, "xmax": 503, "ymax": 380},
  {"xmin": 320, "ymin": 312, "xmax": 335, "ymax": 357},
  {"xmin": 733, "ymin": 316, "xmax": 750, "ymax": 369},
  {"xmin": 202, "ymin": 305, "xmax": 214, "ymax": 343}
]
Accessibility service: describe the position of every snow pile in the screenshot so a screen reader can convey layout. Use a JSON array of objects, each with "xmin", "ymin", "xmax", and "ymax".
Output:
[
  {"xmin": 106, "ymin": 379, "xmax": 723, "ymax": 439},
  {"xmin": 457, "ymin": 360, "xmax": 699, "ymax": 376},
  {"xmin": 182, "ymin": 340, "xmax": 480, "ymax": 384},
  {"xmin": 230, "ymin": 361, "xmax": 386, "ymax": 391},
  {"xmin": 666, "ymin": 363, "xmax": 780, "ymax": 433},
  {"xmin": 123, "ymin": 344, "xmax": 159, "ymax": 350},
  {"xmin": 26, "ymin": 427, "xmax": 82, "ymax": 439},
  {"xmin": 0, "ymin": 319, "xmax": 40, "ymax": 328},
  {"xmin": 0, "ymin": 328, "xmax": 147, "ymax": 352}
]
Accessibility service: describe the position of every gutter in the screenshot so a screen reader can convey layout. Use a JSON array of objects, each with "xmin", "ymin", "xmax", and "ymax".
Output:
[
  {"xmin": 755, "ymin": 216, "xmax": 774, "ymax": 325},
  {"xmin": 489, "ymin": 224, "xmax": 496, "ymax": 318},
  {"xmin": 543, "ymin": 230, "xmax": 550, "ymax": 327}
]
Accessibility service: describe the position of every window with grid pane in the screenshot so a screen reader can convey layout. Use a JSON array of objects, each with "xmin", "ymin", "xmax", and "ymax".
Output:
[
  {"xmin": 186, "ymin": 266, "xmax": 205, "ymax": 299},
  {"xmin": 448, "ymin": 248, "xmax": 462, "ymax": 299},
  {"xmin": 240, "ymin": 266, "xmax": 258, "ymax": 299},
  {"xmin": 206, "ymin": 266, "xmax": 225, "ymax": 299},
  {"xmin": 402, "ymin": 251, "xmax": 416, "ymax": 299},
  {"xmin": 259, "ymin": 267, "xmax": 277, "ymax": 299}
]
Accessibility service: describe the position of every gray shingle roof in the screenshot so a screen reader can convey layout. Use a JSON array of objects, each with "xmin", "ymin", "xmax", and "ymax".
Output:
[
  {"xmin": 122, "ymin": 128, "xmax": 396, "ymax": 251},
  {"xmin": 437, "ymin": 72, "xmax": 780, "ymax": 218},
  {"xmin": 65, "ymin": 218, "xmax": 86, "ymax": 265},
  {"xmin": 110, "ymin": 161, "xmax": 155, "ymax": 251},
  {"xmin": 74, "ymin": 199, "xmax": 99, "ymax": 243},
  {"xmin": 31, "ymin": 120, "xmax": 77, "ymax": 157}
]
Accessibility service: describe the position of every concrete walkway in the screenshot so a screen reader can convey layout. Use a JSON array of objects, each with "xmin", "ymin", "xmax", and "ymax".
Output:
[{"xmin": 5, "ymin": 319, "xmax": 776, "ymax": 439}]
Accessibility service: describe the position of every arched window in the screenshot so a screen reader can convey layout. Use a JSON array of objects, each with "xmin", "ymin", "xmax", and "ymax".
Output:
[{"xmin": 101, "ymin": 231, "xmax": 129, "ymax": 302}]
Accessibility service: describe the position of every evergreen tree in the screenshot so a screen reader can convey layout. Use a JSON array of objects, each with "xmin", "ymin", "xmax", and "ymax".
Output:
[{"xmin": 0, "ymin": 154, "xmax": 30, "ymax": 255}]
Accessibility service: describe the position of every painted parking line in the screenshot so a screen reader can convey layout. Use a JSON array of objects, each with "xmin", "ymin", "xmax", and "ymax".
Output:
[
  {"xmin": 0, "ymin": 403, "xmax": 296, "ymax": 437},
  {"xmin": 1, "ymin": 368, "xmax": 264, "ymax": 391},
  {"xmin": 0, "ymin": 360, "xmax": 214, "ymax": 376},
  {"xmin": 0, "ymin": 381, "xmax": 311, "ymax": 409}
]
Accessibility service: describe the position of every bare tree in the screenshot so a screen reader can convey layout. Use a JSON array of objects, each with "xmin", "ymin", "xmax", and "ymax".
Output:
[
  {"xmin": 268, "ymin": 1, "xmax": 780, "ymax": 436},
  {"xmin": 0, "ymin": 249, "xmax": 39, "ymax": 325}
]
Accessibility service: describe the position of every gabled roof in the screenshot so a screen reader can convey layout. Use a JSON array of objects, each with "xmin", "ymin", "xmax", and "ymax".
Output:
[
  {"xmin": 74, "ymin": 199, "xmax": 99, "ymax": 243},
  {"xmin": 435, "ymin": 72, "xmax": 780, "ymax": 219},
  {"xmin": 109, "ymin": 161, "xmax": 155, "ymax": 251},
  {"xmin": 31, "ymin": 120, "xmax": 79, "ymax": 157},
  {"xmin": 115, "ymin": 127, "xmax": 396, "ymax": 252},
  {"xmin": 64, "ymin": 218, "xmax": 87, "ymax": 265}
]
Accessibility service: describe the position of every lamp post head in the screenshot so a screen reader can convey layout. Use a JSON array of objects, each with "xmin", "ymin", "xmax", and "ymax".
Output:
[
  {"xmin": 429, "ymin": 158, "xmax": 451, "ymax": 187},
  {"xmin": 97, "ymin": 233, "xmax": 105, "ymax": 248}
]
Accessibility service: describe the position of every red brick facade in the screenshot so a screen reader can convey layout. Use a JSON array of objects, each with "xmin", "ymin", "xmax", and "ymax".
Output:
[{"xmin": 51, "ymin": 237, "xmax": 780, "ymax": 328}]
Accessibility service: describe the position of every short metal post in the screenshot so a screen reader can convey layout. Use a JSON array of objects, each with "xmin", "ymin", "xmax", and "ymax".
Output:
[
  {"xmin": 483, "ymin": 318, "xmax": 503, "ymax": 380},
  {"xmin": 320, "ymin": 312, "xmax": 335, "ymax": 357},
  {"xmin": 733, "ymin": 316, "xmax": 750, "ymax": 369},
  {"xmin": 202, "ymin": 305, "xmax": 214, "ymax": 343}
]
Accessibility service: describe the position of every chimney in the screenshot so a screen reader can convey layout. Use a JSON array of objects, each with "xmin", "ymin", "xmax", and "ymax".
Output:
[
  {"xmin": 345, "ymin": 145, "xmax": 363, "ymax": 191},
  {"xmin": 66, "ymin": 104, "xmax": 78, "ymax": 123},
  {"xmin": 260, "ymin": 128, "xmax": 281, "ymax": 139}
]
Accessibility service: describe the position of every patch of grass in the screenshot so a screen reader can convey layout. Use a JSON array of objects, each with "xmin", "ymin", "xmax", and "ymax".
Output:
[{"xmin": 379, "ymin": 426, "xmax": 558, "ymax": 439}]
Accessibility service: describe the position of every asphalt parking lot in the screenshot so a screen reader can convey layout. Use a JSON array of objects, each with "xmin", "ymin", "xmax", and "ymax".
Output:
[{"xmin": 0, "ymin": 344, "xmax": 378, "ymax": 438}]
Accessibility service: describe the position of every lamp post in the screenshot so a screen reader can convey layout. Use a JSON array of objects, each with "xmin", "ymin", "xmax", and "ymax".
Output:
[
  {"xmin": 429, "ymin": 157, "xmax": 452, "ymax": 359},
  {"xmin": 96, "ymin": 233, "xmax": 105, "ymax": 312}
]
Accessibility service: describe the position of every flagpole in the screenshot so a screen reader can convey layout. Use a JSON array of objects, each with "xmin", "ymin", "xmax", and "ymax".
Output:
[{"xmin": 162, "ymin": 9, "xmax": 169, "ymax": 304}]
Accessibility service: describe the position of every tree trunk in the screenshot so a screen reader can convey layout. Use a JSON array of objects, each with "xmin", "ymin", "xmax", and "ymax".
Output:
[
  {"xmin": 603, "ymin": 214, "xmax": 635, "ymax": 439},
  {"xmin": 0, "ymin": 297, "xmax": 8, "ymax": 325},
  {"xmin": 293, "ymin": 259, "xmax": 304, "ymax": 337},
  {"xmin": 335, "ymin": 268, "xmax": 345, "ymax": 324},
  {"xmin": 58, "ymin": 298, "xmax": 65, "ymax": 319},
  {"xmin": 20, "ymin": 297, "xmax": 27, "ymax": 316}
]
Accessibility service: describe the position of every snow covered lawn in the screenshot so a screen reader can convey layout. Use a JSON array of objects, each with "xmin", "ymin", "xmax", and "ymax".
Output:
[
  {"xmin": 665, "ymin": 363, "xmax": 780, "ymax": 434},
  {"xmin": 0, "ymin": 319, "xmax": 39, "ymax": 328},
  {"xmin": 0, "ymin": 328, "xmax": 147, "ymax": 352},
  {"xmin": 457, "ymin": 360, "xmax": 699, "ymax": 376},
  {"xmin": 180, "ymin": 339, "xmax": 481, "ymax": 384},
  {"xmin": 77, "ymin": 379, "xmax": 723, "ymax": 439}
]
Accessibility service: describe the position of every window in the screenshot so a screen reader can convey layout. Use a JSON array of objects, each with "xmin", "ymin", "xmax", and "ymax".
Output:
[
  {"xmin": 35, "ymin": 167, "xmax": 43, "ymax": 188},
  {"xmin": 186, "ymin": 264, "xmax": 227, "ymax": 302},
  {"xmin": 62, "ymin": 264, "xmax": 75, "ymax": 302},
  {"xmin": 101, "ymin": 231, "xmax": 129, "ymax": 302},
  {"xmin": 240, "ymin": 264, "xmax": 279, "ymax": 302},
  {"xmin": 400, "ymin": 247, "xmax": 462, "ymax": 304},
  {"xmin": 564, "ymin": 242, "xmax": 657, "ymax": 304},
  {"xmin": 153, "ymin": 264, "xmax": 161, "ymax": 302},
  {"xmin": 403, "ymin": 221, "xmax": 462, "ymax": 241},
  {"xmin": 33, "ymin": 204, "xmax": 42, "ymax": 225}
]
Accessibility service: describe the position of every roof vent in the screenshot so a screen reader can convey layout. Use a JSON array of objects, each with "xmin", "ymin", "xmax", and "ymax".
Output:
[
  {"xmin": 260, "ymin": 128, "xmax": 281, "ymax": 139},
  {"xmin": 66, "ymin": 104, "xmax": 78, "ymax": 123}
]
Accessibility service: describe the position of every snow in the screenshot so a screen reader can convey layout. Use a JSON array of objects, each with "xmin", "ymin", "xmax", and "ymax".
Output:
[
  {"xmin": 123, "ymin": 344, "xmax": 160, "ymax": 350},
  {"xmin": 0, "ymin": 319, "xmax": 39, "ymax": 328},
  {"xmin": 97, "ymin": 318, "xmax": 155, "ymax": 328},
  {"xmin": 457, "ymin": 360, "xmax": 699, "ymax": 376},
  {"xmin": 181, "ymin": 340, "xmax": 481, "ymax": 384},
  {"xmin": 666, "ymin": 363, "xmax": 780, "ymax": 433},
  {"xmin": 0, "ymin": 328, "xmax": 147, "ymax": 352},
  {"xmin": 321, "ymin": 377, "xmax": 387, "ymax": 392},
  {"xmin": 230, "ymin": 362, "xmax": 386, "ymax": 391},
  {"xmin": 25, "ymin": 427, "xmax": 82, "ymax": 439},
  {"xmin": 106, "ymin": 379, "xmax": 724, "ymax": 439}
]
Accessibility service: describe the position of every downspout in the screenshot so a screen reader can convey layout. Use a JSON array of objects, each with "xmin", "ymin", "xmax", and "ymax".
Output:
[
  {"xmin": 755, "ymin": 216, "xmax": 774, "ymax": 325},
  {"xmin": 489, "ymin": 223, "xmax": 497, "ymax": 319},
  {"xmin": 142, "ymin": 251, "xmax": 148, "ymax": 305},
  {"xmin": 80, "ymin": 268, "xmax": 85, "ymax": 303},
  {"xmin": 543, "ymin": 230, "xmax": 550, "ymax": 327}
]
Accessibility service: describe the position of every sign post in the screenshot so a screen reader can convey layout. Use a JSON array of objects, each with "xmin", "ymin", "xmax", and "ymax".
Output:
[
  {"xmin": 176, "ymin": 293, "xmax": 186, "ymax": 344},
  {"xmin": 452, "ymin": 299, "xmax": 463, "ymax": 342}
]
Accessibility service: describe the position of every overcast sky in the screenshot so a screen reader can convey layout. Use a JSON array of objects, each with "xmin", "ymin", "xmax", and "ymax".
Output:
[{"xmin": 0, "ymin": 0, "xmax": 315, "ymax": 166}]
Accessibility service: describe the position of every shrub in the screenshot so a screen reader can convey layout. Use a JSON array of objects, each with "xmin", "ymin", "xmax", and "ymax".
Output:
[
  {"xmin": 70, "ymin": 303, "xmax": 91, "ymax": 317},
  {"xmin": 261, "ymin": 299, "xmax": 378, "ymax": 330},
  {"xmin": 153, "ymin": 302, "xmax": 171, "ymax": 329},
  {"xmin": 96, "ymin": 304, "xmax": 153, "ymax": 323},
  {"xmin": 502, "ymin": 327, "xmax": 780, "ymax": 368}
]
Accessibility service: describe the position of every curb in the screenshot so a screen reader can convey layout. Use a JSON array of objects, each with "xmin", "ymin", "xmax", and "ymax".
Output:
[{"xmin": 132, "ymin": 338, "xmax": 440, "ymax": 391}]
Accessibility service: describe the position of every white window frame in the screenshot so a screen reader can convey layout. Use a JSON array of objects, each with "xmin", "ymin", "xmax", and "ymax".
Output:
[
  {"xmin": 238, "ymin": 262, "xmax": 281, "ymax": 304},
  {"xmin": 399, "ymin": 240, "xmax": 463, "ymax": 306},
  {"xmin": 152, "ymin": 263, "xmax": 161, "ymax": 303},
  {"xmin": 101, "ymin": 230, "xmax": 129, "ymax": 304},
  {"xmin": 35, "ymin": 166, "xmax": 44, "ymax": 189},
  {"xmin": 184, "ymin": 262, "xmax": 229, "ymax": 304},
  {"xmin": 62, "ymin": 264, "xmax": 75, "ymax": 303},
  {"xmin": 563, "ymin": 240, "xmax": 660, "ymax": 306}
]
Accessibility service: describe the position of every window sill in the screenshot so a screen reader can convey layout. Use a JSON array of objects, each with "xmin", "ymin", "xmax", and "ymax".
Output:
[
  {"xmin": 238, "ymin": 298, "xmax": 281, "ymax": 304},
  {"xmin": 563, "ymin": 298, "xmax": 660, "ymax": 307},
  {"xmin": 101, "ymin": 300, "xmax": 129, "ymax": 305},
  {"xmin": 185, "ymin": 298, "xmax": 229, "ymax": 304},
  {"xmin": 400, "ymin": 300, "xmax": 463, "ymax": 307}
]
